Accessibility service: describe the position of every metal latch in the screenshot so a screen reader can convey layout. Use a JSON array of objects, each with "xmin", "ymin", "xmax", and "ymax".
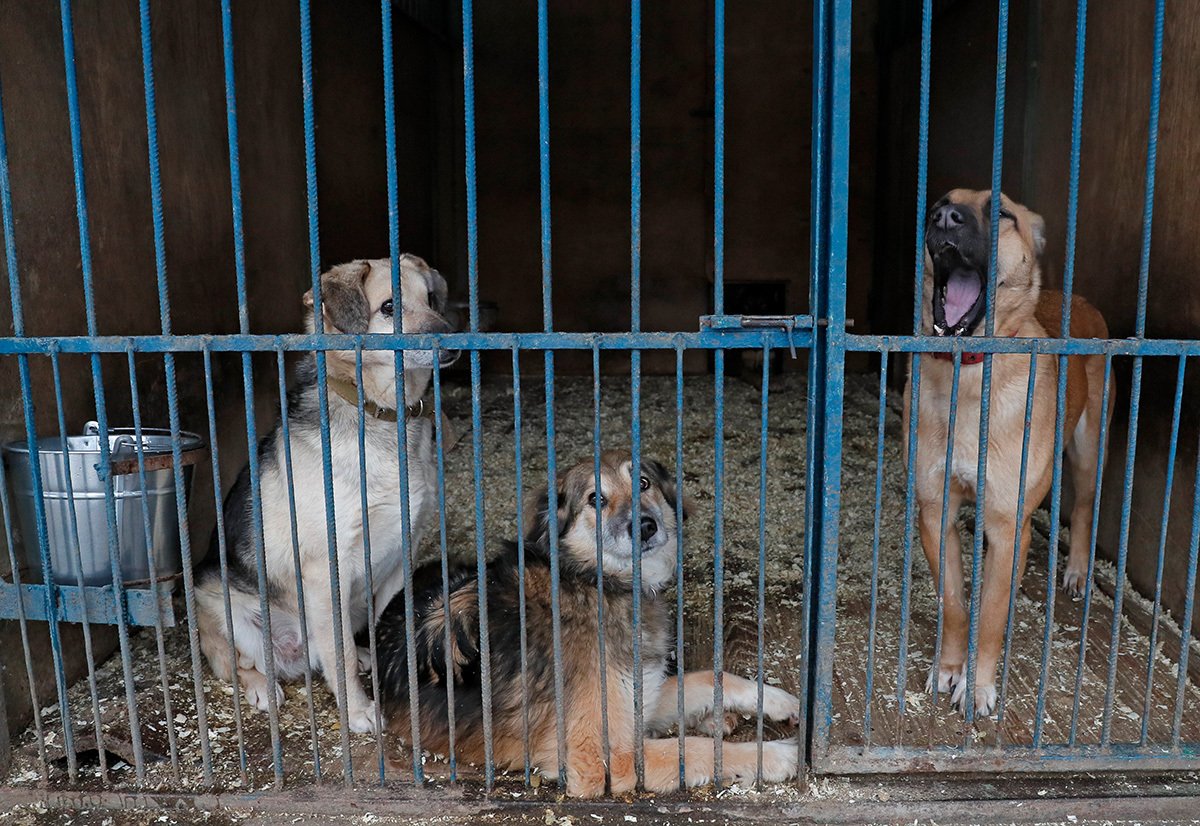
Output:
[{"xmin": 700, "ymin": 314, "xmax": 815, "ymax": 358}]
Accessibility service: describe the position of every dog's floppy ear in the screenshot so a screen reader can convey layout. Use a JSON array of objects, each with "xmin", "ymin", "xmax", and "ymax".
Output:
[
  {"xmin": 645, "ymin": 459, "xmax": 692, "ymax": 521},
  {"xmin": 303, "ymin": 261, "xmax": 371, "ymax": 333},
  {"xmin": 524, "ymin": 477, "xmax": 570, "ymax": 547},
  {"xmin": 1028, "ymin": 211, "xmax": 1047, "ymax": 258},
  {"xmin": 402, "ymin": 253, "xmax": 449, "ymax": 315}
]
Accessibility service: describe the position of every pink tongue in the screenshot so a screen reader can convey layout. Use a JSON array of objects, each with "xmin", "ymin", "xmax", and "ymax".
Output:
[{"xmin": 944, "ymin": 269, "xmax": 981, "ymax": 327}]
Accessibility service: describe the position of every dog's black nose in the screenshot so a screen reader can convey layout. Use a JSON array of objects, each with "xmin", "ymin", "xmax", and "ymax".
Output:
[
  {"xmin": 639, "ymin": 516, "xmax": 657, "ymax": 543},
  {"xmin": 931, "ymin": 205, "xmax": 964, "ymax": 231}
]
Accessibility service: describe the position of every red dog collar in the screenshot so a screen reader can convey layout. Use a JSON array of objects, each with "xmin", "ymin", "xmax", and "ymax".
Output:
[{"xmin": 930, "ymin": 329, "xmax": 1018, "ymax": 365}]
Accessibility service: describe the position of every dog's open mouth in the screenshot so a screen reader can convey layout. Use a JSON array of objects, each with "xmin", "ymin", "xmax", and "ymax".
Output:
[{"xmin": 932, "ymin": 266, "xmax": 986, "ymax": 337}]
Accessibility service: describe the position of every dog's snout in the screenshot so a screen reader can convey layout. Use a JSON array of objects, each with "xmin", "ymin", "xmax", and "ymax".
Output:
[
  {"xmin": 931, "ymin": 205, "xmax": 964, "ymax": 231},
  {"xmin": 639, "ymin": 516, "xmax": 657, "ymax": 542}
]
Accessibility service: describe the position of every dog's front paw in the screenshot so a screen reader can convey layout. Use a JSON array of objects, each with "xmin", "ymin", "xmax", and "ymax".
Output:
[
  {"xmin": 238, "ymin": 669, "xmax": 284, "ymax": 713},
  {"xmin": 739, "ymin": 738, "xmax": 800, "ymax": 785},
  {"xmin": 950, "ymin": 673, "xmax": 997, "ymax": 718},
  {"xmin": 761, "ymin": 684, "xmax": 802, "ymax": 727},
  {"xmin": 347, "ymin": 700, "xmax": 379, "ymax": 734},
  {"xmin": 924, "ymin": 664, "xmax": 961, "ymax": 695},
  {"xmin": 1062, "ymin": 565, "xmax": 1089, "ymax": 598}
]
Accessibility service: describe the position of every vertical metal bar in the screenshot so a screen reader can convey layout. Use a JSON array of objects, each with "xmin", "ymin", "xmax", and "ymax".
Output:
[
  {"xmin": 929, "ymin": 353, "xmax": 963, "ymax": 722},
  {"xmin": 202, "ymin": 346, "xmax": 250, "ymax": 785},
  {"xmin": 274, "ymin": 347, "xmax": 322, "ymax": 781},
  {"xmin": 138, "ymin": 0, "xmax": 213, "ymax": 780},
  {"xmin": 542, "ymin": 350, "xmax": 567, "ymax": 788},
  {"xmin": 754, "ymin": 345, "xmax": 771, "ymax": 785},
  {"xmin": 48, "ymin": 349, "xmax": 108, "ymax": 782},
  {"xmin": 711, "ymin": 0, "xmax": 727, "ymax": 786},
  {"xmin": 1141, "ymin": 354, "xmax": 1186, "ymax": 744},
  {"xmin": 964, "ymin": 0, "xmax": 1009, "ymax": 730},
  {"xmin": 673, "ymin": 341, "xmax": 687, "ymax": 787},
  {"xmin": 462, "ymin": 0, "xmax": 496, "ymax": 788},
  {"xmin": 381, "ymin": 0, "xmax": 424, "ymax": 784},
  {"xmin": 511, "ymin": 346, "xmax": 528, "ymax": 785},
  {"xmin": 629, "ymin": 0, "xmax": 645, "ymax": 789},
  {"xmin": 538, "ymin": 0, "xmax": 552, "ymax": 333},
  {"xmin": 353, "ymin": 346, "xmax": 386, "ymax": 780},
  {"xmin": 1105, "ymin": 0, "xmax": 1164, "ymax": 747},
  {"xmin": 433, "ymin": 351, "xmax": 458, "ymax": 781},
  {"xmin": 57, "ymin": 0, "xmax": 141, "ymax": 780},
  {"xmin": 996, "ymin": 349, "xmax": 1038, "ymax": 739},
  {"xmin": 1069, "ymin": 354, "xmax": 1112, "ymax": 745},
  {"xmin": 1103, "ymin": 363, "xmax": 1143, "ymax": 745},
  {"xmin": 1033, "ymin": 0, "xmax": 1086, "ymax": 749},
  {"xmin": 219, "ymin": 0, "xmax": 285, "ymax": 784},
  {"xmin": 124, "ymin": 347, "xmax": 181, "ymax": 781},
  {"xmin": 590, "ymin": 343, "xmax": 611, "ymax": 786},
  {"xmin": 803, "ymin": 0, "xmax": 829, "ymax": 771},
  {"xmin": 811, "ymin": 0, "xmax": 852, "ymax": 765},
  {"xmin": 1173, "ymin": 373, "xmax": 1200, "ymax": 748},
  {"xmin": 895, "ymin": 356, "xmax": 922, "ymax": 734},
  {"xmin": 863, "ymin": 351, "xmax": 888, "ymax": 749},
  {"xmin": 299, "ymin": 0, "xmax": 356, "ymax": 781},
  {"xmin": 911, "ymin": 0, "xmax": 933, "ymax": 335}
]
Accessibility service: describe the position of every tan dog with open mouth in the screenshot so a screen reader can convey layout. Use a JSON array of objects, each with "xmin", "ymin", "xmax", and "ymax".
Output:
[{"xmin": 902, "ymin": 189, "xmax": 1113, "ymax": 717}]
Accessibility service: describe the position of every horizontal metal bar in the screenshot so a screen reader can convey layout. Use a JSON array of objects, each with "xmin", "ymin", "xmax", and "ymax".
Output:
[
  {"xmin": 0, "ymin": 330, "xmax": 813, "ymax": 354},
  {"xmin": 818, "ymin": 744, "xmax": 1200, "ymax": 775},
  {"xmin": 849, "ymin": 333, "xmax": 1200, "ymax": 357},
  {"xmin": 0, "ymin": 581, "xmax": 175, "ymax": 627}
]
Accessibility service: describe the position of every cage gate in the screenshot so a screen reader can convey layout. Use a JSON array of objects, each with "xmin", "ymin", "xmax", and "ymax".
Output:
[{"xmin": 0, "ymin": 0, "xmax": 1198, "ymax": 811}]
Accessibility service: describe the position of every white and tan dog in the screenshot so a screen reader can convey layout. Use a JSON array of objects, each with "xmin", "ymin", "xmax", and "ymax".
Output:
[
  {"xmin": 904, "ymin": 190, "xmax": 1113, "ymax": 717},
  {"xmin": 196, "ymin": 255, "xmax": 457, "ymax": 732}
]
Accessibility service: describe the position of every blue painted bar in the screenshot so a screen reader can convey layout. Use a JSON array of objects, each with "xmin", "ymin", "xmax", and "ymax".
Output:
[
  {"xmin": 0, "ymin": 581, "xmax": 173, "ymax": 627},
  {"xmin": 125, "ymin": 349, "xmax": 181, "ymax": 779},
  {"xmin": 538, "ymin": 0, "xmax": 553, "ymax": 332},
  {"xmin": 542, "ymin": 348, "xmax": 567, "ymax": 788},
  {"xmin": 929, "ymin": 355, "xmax": 963, "ymax": 715},
  {"xmin": 1135, "ymin": 0, "xmax": 1166, "ymax": 339},
  {"xmin": 354, "ymin": 347, "xmax": 387, "ymax": 778},
  {"xmin": 274, "ymin": 347, "xmax": 322, "ymax": 781},
  {"xmin": 755, "ymin": 344, "xmax": 770, "ymax": 784},
  {"xmin": 219, "ymin": 0, "xmax": 285, "ymax": 783},
  {"xmin": 996, "ymin": 350, "xmax": 1039, "ymax": 738},
  {"xmin": 590, "ymin": 344, "xmax": 612, "ymax": 784},
  {"xmin": 911, "ymin": 0, "xmax": 932, "ymax": 334},
  {"xmin": 513, "ymin": 347, "xmax": 531, "ymax": 784},
  {"xmin": 0, "ymin": 328, "xmax": 817, "ymax": 355},
  {"xmin": 48, "ymin": 349, "xmax": 109, "ymax": 782},
  {"xmin": 963, "ymin": 0, "xmax": 1010, "ymax": 732},
  {"xmin": 1173, "ymin": 383, "xmax": 1200, "ymax": 747},
  {"xmin": 1069, "ymin": 355, "xmax": 1113, "ymax": 745},
  {"xmin": 203, "ymin": 347, "xmax": 251, "ymax": 784},
  {"xmin": 673, "ymin": 343, "xmax": 687, "ymax": 786},
  {"xmin": 139, "ymin": 0, "xmax": 213, "ymax": 778},
  {"xmin": 58, "ymin": 0, "xmax": 137, "ymax": 779},
  {"xmin": 894, "ymin": 355, "xmax": 922, "ymax": 727},
  {"xmin": 711, "ymin": 0, "xmax": 727, "ymax": 784},
  {"xmin": 433, "ymin": 353, "xmax": 459, "ymax": 782},
  {"xmin": 630, "ymin": 0, "xmax": 645, "ymax": 785},
  {"xmin": 1037, "ymin": 0, "xmax": 1088, "ymax": 740},
  {"xmin": 630, "ymin": 348, "xmax": 645, "ymax": 788},
  {"xmin": 1141, "ymin": 354, "xmax": 1186, "ymax": 744},
  {"xmin": 863, "ymin": 352, "xmax": 888, "ymax": 748}
]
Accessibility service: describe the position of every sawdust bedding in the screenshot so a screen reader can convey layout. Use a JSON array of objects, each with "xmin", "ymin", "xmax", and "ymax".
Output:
[{"xmin": 4, "ymin": 372, "xmax": 1197, "ymax": 793}]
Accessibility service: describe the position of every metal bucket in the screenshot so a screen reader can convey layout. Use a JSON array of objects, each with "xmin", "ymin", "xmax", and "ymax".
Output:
[{"xmin": 2, "ymin": 422, "xmax": 205, "ymax": 587}]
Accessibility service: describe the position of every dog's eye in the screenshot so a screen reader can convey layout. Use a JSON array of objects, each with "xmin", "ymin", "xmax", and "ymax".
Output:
[
  {"xmin": 381, "ymin": 299, "xmax": 394, "ymax": 317},
  {"xmin": 639, "ymin": 476, "xmax": 650, "ymax": 492},
  {"xmin": 587, "ymin": 492, "xmax": 607, "ymax": 509},
  {"xmin": 998, "ymin": 209, "xmax": 1016, "ymax": 223}
]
